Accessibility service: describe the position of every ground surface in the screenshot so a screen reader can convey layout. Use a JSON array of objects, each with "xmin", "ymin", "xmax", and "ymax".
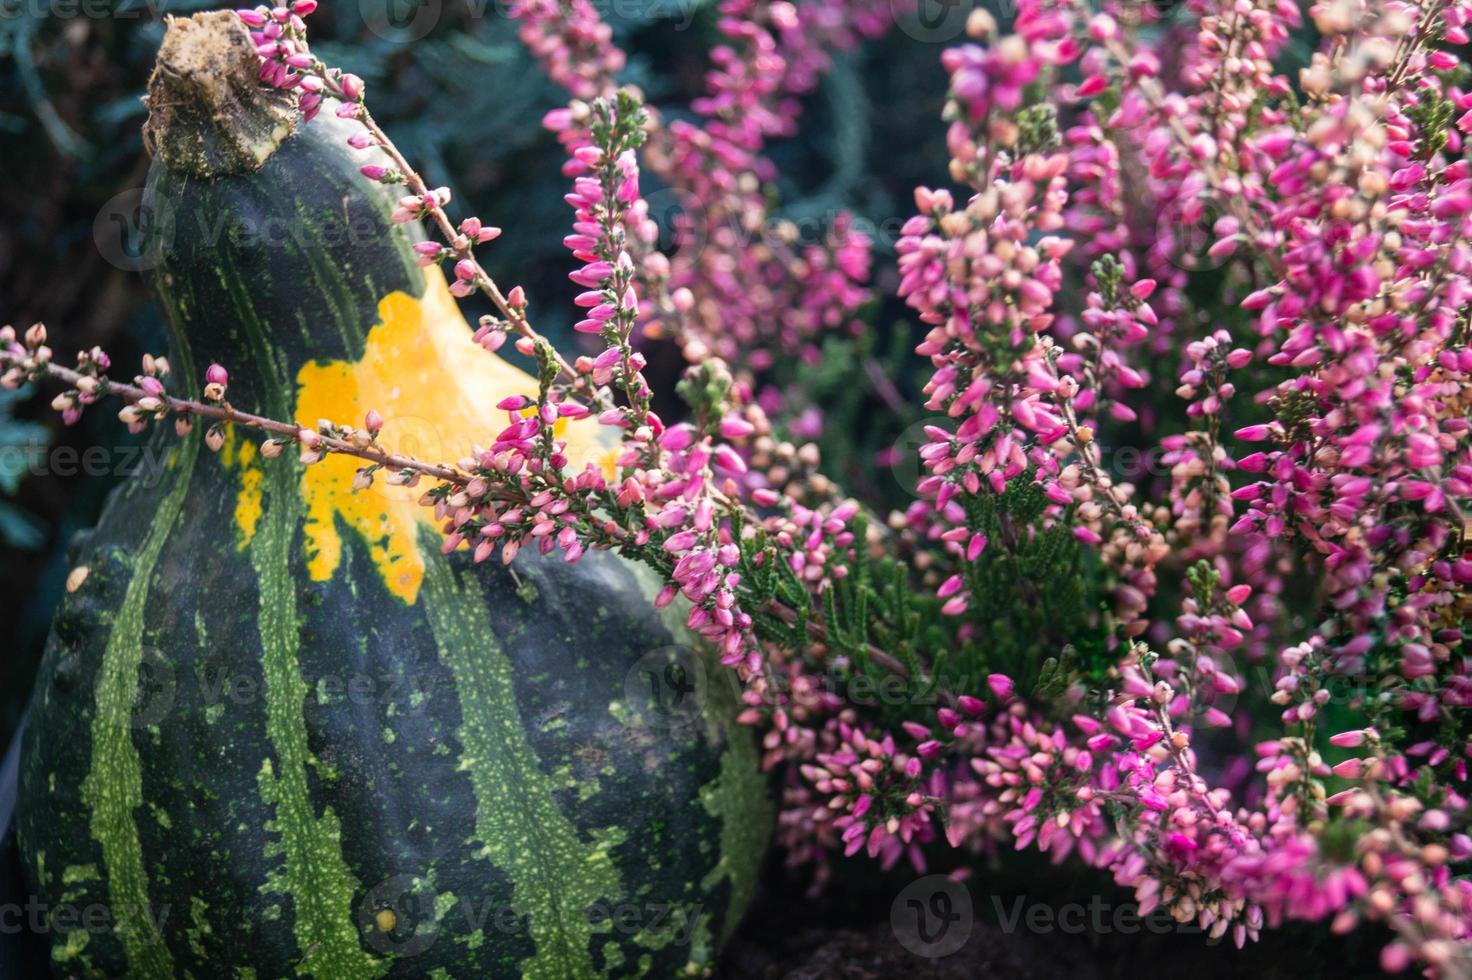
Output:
[{"xmin": 715, "ymin": 853, "xmax": 1390, "ymax": 979}]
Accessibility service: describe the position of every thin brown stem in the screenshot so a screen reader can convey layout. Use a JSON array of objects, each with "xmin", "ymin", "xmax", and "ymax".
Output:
[
  {"xmin": 336, "ymin": 92, "xmax": 604, "ymax": 407},
  {"xmin": 2, "ymin": 348, "xmax": 468, "ymax": 483},
  {"xmin": 5, "ymin": 344, "xmax": 943, "ymax": 701}
]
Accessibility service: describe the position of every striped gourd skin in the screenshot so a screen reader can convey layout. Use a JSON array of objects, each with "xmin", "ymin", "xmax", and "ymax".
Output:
[{"xmin": 16, "ymin": 110, "xmax": 772, "ymax": 979}]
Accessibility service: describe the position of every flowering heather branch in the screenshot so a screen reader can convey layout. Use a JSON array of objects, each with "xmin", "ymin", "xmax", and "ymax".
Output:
[
  {"xmin": 638, "ymin": 0, "xmax": 884, "ymax": 377},
  {"xmin": 1, "ymin": 324, "xmax": 927, "ymax": 680},
  {"xmin": 0, "ymin": 329, "xmax": 467, "ymax": 482},
  {"xmin": 511, "ymin": 0, "xmax": 886, "ymax": 452},
  {"xmin": 894, "ymin": 1, "xmax": 1471, "ymax": 971},
  {"xmin": 509, "ymin": 0, "xmax": 623, "ymax": 101},
  {"xmin": 21, "ymin": 0, "xmax": 1472, "ymax": 974},
  {"xmin": 561, "ymin": 95, "xmax": 658, "ymax": 452}
]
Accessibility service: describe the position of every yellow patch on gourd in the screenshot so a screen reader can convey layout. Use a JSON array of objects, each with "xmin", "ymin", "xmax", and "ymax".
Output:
[
  {"xmin": 218, "ymin": 428, "xmax": 264, "ymax": 549},
  {"xmin": 246, "ymin": 264, "xmax": 614, "ymax": 605}
]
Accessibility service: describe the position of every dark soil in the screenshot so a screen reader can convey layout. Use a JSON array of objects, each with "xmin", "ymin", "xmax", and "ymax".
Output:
[
  {"xmin": 721, "ymin": 919, "xmax": 1103, "ymax": 979},
  {"xmin": 715, "ymin": 853, "xmax": 1393, "ymax": 980}
]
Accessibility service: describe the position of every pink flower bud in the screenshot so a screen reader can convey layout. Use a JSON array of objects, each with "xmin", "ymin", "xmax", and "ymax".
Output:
[{"xmin": 718, "ymin": 415, "xmax": 755, "ymax": 439}]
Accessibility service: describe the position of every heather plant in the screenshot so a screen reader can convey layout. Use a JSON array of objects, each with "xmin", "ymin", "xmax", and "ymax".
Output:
[{"xmin": 4, "ymin": 0, "xmax": 1471, "ymax": 974}]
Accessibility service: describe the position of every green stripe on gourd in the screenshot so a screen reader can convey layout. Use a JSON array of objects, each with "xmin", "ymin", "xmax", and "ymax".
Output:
[
  {"xmin": 79, "ymin": 360, "xmax": 199, "ymax": 978},
  {"xmin": 420, "ymin": 548, "xmax": 624, "ymax": 979},
  {"xmin": 253, "ymin": 455, "xmax": 384, "ymax": 980}
]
